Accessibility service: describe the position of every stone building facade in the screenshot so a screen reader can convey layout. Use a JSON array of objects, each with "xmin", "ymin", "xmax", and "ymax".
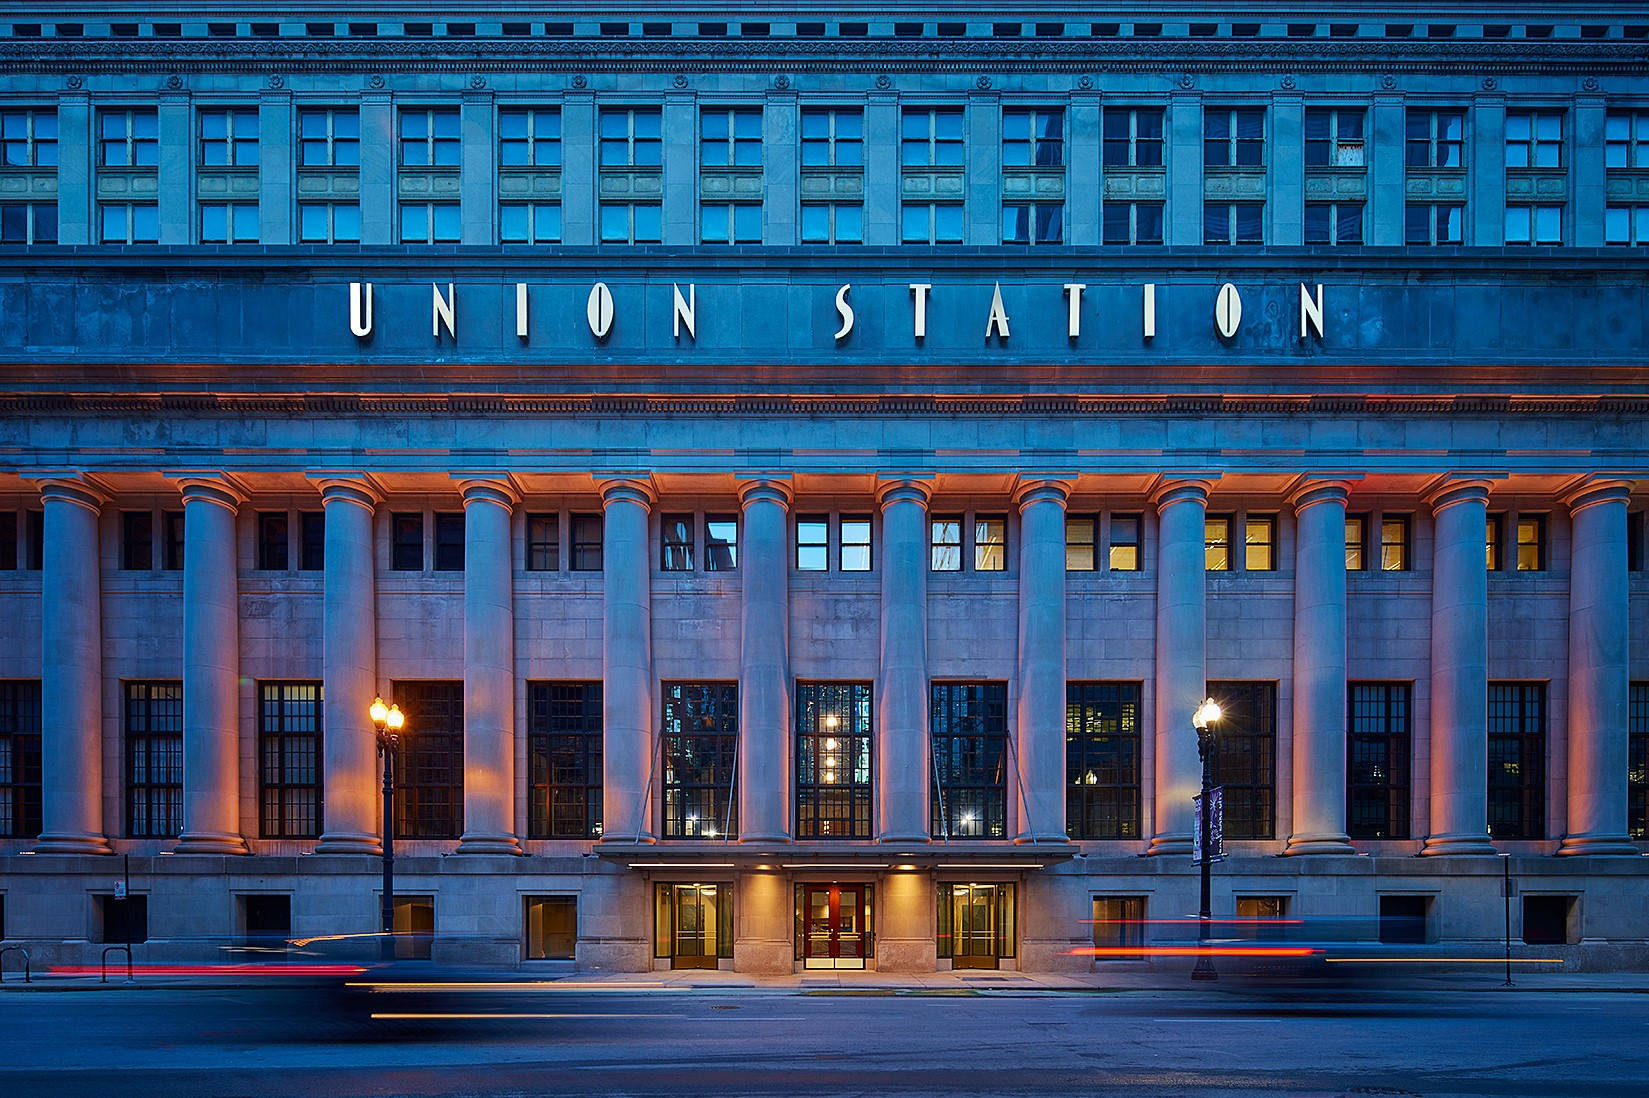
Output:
[{"xmin": 1, "ymin": 5, "xmax": 1647, "ymax": 973}]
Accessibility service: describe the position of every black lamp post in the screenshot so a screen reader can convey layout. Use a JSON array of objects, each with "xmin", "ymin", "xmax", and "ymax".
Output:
[
  {"xmin": 1191, "ymin": 697, "xmax": 1223, "ymax": 982},
  {"xmin": 369, "ymin": 695, "xmax": 405, "ymax": 962}
]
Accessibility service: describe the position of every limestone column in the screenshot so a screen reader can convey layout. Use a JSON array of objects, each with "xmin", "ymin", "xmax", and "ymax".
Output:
[
  {"xmin": 1147, "ymin": 477, "xmax": 1216, "ymax": 855},
  {"xmin": 1013, "ymin": 478, "xmax": 1071, "ymax": 843},
  {"xmin": 457, "ymin": 476, "xmax": 521, "ymax": 854},
  {"xmin": 1286, "ymin": 480, "xmax": 1355, "ymax": 854},
  {"xmin": 314, "ymin": 475, "xmax": 382, "ymax": 854},
  {"xmin": 1421, "ymin": 477, "xmax": 1497, "ymax": 854},
  {"xmin": 600, "ymin": 477, "xmax": 656, "ymax": 843},
  {"xmin": 30, "ymin": 476, "xmax": 112, "ymax": 854},
  {"xmin": 876, "ymin": 478, "xmax": 931, "ymax": 844},
  {"xmin": 738, "ymin": 478, "xmax": 793, "ymax": 844},
  {"xmin": 1558, "ymin": 478, "xmax": 1637, "ymax": 855},
  {"xmin": 173, "ymin": 476, "xmax": 249, "ymax": 854}
]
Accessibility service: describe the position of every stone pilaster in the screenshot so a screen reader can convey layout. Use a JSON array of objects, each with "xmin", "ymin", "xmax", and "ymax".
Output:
[
  {"xmin": 456, "ymin": 475, "xmax": 521, "ymax": 854},
  {"xmin": 600, "ymin": 476, "xmax": 657, "ymax": 843},
  {"xmin": 876, "ymin": 477, "xmax": 932, "ymax": 844},
  {"xmin": 1013, "ymin": 477, "xmax": 1072, "ymax": 843},
  {"xmin": 738, "ymin": 477, "xmax": 793, "ymax": 844}
]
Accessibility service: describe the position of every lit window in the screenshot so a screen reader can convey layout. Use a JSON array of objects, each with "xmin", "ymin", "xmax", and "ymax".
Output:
[
  {"xmin": 1486, "ymin": 513, "xmax": 1505, "ymax": 571},
  {"xmin": 1244, "ymin": 515, "xmax": 1276, "ymax": 571},
  {"xmin": 1380, "ymin": 515, "xmax": 1410, "ymax": 571},
  {"xmin": 1345, "ymin": 514, "xmax": 1367, "ymax": 571},
  {"xmin": 1516, "ymin": 515, "xmax": 1545, "ymax": 572},
  {"xmin": 1109, "ymin": 515, "xmax": 1142, "ymax": 572},
  {"xmin": 930, "ymin": 517, "xmax": 962, "ymax": 571},
  {"xmin": 1204, "ymin": 516, "xmax": 1232, "ymax": 571},
  {"xmin": 1065, "ymin": 516, "xmax": 1096, "ymax": 571},
  {"xmin": 974, "ymin": 516, "xmax": 1007, "ymax": 571}
]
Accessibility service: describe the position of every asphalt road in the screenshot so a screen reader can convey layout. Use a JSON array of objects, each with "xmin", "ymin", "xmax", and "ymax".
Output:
[{"xmin": 1, "ymin": 983, "xmax": 1646, "ymax": 1097}]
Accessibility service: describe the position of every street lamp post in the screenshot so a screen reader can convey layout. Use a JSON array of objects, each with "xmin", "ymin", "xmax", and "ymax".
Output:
[
  {"xmin": 369, "ymin": 696, "xmax": 406, "ymax": 962},
  {"xmin": 1191, "ymin": 697, "xmax": 1223, "ymax": 982}
]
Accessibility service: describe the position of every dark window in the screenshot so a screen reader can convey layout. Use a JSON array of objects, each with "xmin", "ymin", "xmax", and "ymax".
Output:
[
  {"xmin": 1405, "ymin": 202, "xmax": 1464, "ymax": 245},
  {"xmin": 1102, "ymin": 202, "xmax": 1164, "ymax": 245},
  {"xmin": 1065, "ymin": 515, "xmax": 1097, "ymax": 571},
  {"xmin": 392, "ymin": 895, "xmax": 434, "ymax": 960},
  {"xmin": 526, "ymin": 513, "xmax": 560, "ymax": 572},
  {"xmin": 392, "ymin": 681, "xmax": 464, "ymax": 839},
  {"xmin": 1066, "ymin": 682, "xmax": 1142, "ymax": 839},
  {"xmin": 527, "ymin": 681, "xmax": 603, "ymax": 839},
  {"xmin": 1092, "ymin": 896, "xmax": 1145, "ymax": 948},
  {"xmin": 931, "ymin": 682, "xmax": 1008, "ymax": 839},
  {"xmin": 0, "ymin": 202, "xmax": 57, "ymax": 244},
  {"xmin": 1204, "ymin": 107, "xmax": 1265, "ymax": 167},
  {"xmin": 1002, "ymin": 202, "xmax": 1063, "ymax": 245},
  {"xmin": 25, "ymin": 510, "xmax": 41, "ymax": 570},
  {"xmin": 391, "ymin": 513, "xmax": 424, "ymax": 571},
  {"xmin": 298, "ymin": 511, "xmax": 324, "ymax": 571},
  {"xmin": 1305, "ymin": 201, "xmax": 1364, "ymax": 244},
  {"xmin": 1630, "ymin": 682, "xmax": 1649, "ymax": 839},
  {"xmin": 1304, "ymin": 108, "xmax": 1365, "ymax": 168},
  {"xmin": 796, "ymin": 514, "xmax": 828, "ymax": 571},
  {"xmin": 840, "ymin": 516, "xmax": 872, "ymax": 571},
  {"xmin": 661, "ymin": 682, "xmax": 739, "ymax": 839},
  {"xmin": 433, "ymin": 513, "xmax": 464, "ymax": 572},
  {"xmin": 705, "ymin": 515, "xmax": 738, "ymax": 571},
  {"xmin": 1488, "ymin": 683, "xmax": 1546, "ymax": 840},
  {"xmin": 1110, "ymin": 514, "xmax": 1142, "ymax": 571},
  {"xmin": 121, "ymin": 510, "xmax": 153, "ymax": 570},
  {"xmin": 661, "ymin": 514, "xmax": 694, "ymax": 571},
  {"xmin": 0, "ymin": 681, "xmax": 43, "ymax": 839},
  {"xmin": 1522, "ymin": 895, "xmax": 1573, "ymax": 945},
  {"xmin": 162, "ymin": 511, "xmax": 184, "ymax": 572},
  {"xmin": 240, "ymin": 894, "xmax": 291, "ymax": 948},
  {"xmin": 1204, "ymin": 201, "xmax": 1264, "ymax": 244},
  {"xmin": 125, "ymin": 681, "xmax": 183, "ymax": 838},
  {"xmin": 1380, "ymin": 515, "xmax": 1410, "ymax": 571},
  {"xmin": 257, "ymin": 511, "xmax": 289, "ymax": 570},
  {"xmin": 1205, "ymin": 681, "xmax": 1276, "ymax": 840},
  {"xmin": 901, "ymin": 108, "xmax": 964, "ymax": 168},
  {"xmin": 1379, "ymin": 895, "xmax": 1430, "ymax": 944},
  {"xmin": 1102, "ymin": 108, "xmax": 1163, "ymax": 167},
  {"xmin": 570, "ymin": 513, "xmax": 603, "ymax": 571},
  {"xmin": 97, "ymin": 894, "xmax": 148, "ymax": 944},
  {"xmin": 524, "ymin": 895, "xmax": 578, "ymax": 960},
  {"xmin": 1632, "ymin": 512, "xmax": 1646, "ymax": 572},
  {"xmin": 258, "ymin": 681, "xmax": 322, "ymax": 839},
  {"xmin": 1406, "ymin": 109, "xmax": 1465, "ymax": 168},
  {"xmin": 0, "ymin": 513, "xmax": 14, "ymax": 570},
  {"xmin": 1486, "ymin": 513, "xmax": 1506, "ymax": 571},
  {"xmin": 796, "ymin": 682, "xmax": 873, "ymax": 839},
  {"xmin": 1347, "ymin": 682, "xmax": 1411, "ymax": 839}
]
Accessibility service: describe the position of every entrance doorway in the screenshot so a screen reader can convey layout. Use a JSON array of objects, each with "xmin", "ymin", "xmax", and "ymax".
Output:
[
  {"xmin": 940, "ymin": 883, "xmax": 1016, "ymax": 969},
  {"xmin": 654, "ymin": 883, "xmax": 729, "ymax": 969},
  {"xmin": 801, "ymin": 885, "xmax": 870, "ymax": 969}
]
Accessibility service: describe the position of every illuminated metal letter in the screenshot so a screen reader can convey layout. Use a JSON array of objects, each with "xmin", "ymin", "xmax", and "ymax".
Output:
[
  {"xmin": 432, "ymin": 282, "xmax": 456, "ymax": 340},
  {"xmin": 909, "ymin": 283, "xmax": 932, "ymax": 339},
  {"xmin": 1214, "ymin": 282, "xmax": 1242, "ymax": 340},
  {"xmin": 587, "ymin": 282, "xmax": 614, "ymax": 339},
  {"xmin": 985, "ymin": 282, "xmax": 1010, "ymax": 340},
  {"xmin": 834, "ymin": 283, "xmax": 854, "ymax": 341},
  {"xmin": 1142, "ymin": 283, "xmax": 1156, "ymax": 340},
  {"xmin": 672, "ymin": 282, "xmax": 696, "ymax": 341},
  {"xmin": 1063, "ymin": 282, "xmax": 1086, "ymax": 339},
  {"xmin": 1299, "ymin": 282, "xmax": 1325, "ymax": 340},
  {"xmin": 516, "ymin": 282, "xmax": 529, "ymax": 340},
  {"xmin": 349, "ymin": 281, "xmax": 373, "ymax": 338}
]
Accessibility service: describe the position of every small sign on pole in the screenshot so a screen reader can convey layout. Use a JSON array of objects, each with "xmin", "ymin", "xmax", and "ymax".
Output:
[
  {"xmin": 114, "ymin": 881, "xmax": 127, "ymax": 899},
  {"xmin": 1192, "ymin": 786, "xmax": 1226, "ymax": 866}
]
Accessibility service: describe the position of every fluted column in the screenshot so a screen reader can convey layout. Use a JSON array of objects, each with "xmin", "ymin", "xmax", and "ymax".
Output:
[
  {"xmin": 456, "ymin": 476, "xmax": 521, "ymax": 854},
  {"xmin": 738, "ymin": 477, "xmax": 793, "ymax": 843},
  {"xmin": 314, "ymin": 475, "xmax": 382, "ymax": 854},
  {"xmin": 30, "ymin": 476, "xmax": 112, "ymax": 854},
  {"xmin": 1147, "ymin": 477, "xmax": 1216, "ymax": 855},
  {"xmin": 876, "ymin": 477, "xmax": 932, "ymax": 843},
  {"xmin": 173, "ymin": 476, "xmax": 249, "ymax": 854},
  {"xmin": 1286, "ymin": 480, "xmax": 1356, "ymax": 854},
  {"xmin": 1421, "ymin": 477, "xmax": 1497, "ymax": 855},
  {"xmin": 1558, "ymin": 478, "xmax": 1637, "ymax": 855},
  {"xmin": 1013, "ymin": 477, "xmax": 1071, "ymax": 843},
  {"xmin": 600, "ymin": 476, "xmax": 656, "ymax": 843}
]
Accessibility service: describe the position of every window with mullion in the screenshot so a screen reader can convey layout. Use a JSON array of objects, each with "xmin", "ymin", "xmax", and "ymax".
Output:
[
  {"xmin": 900, "ymin": 108, "xmax": 963, "ymax": 168},
  {"xmin": 392, "ymin": 680, "xmax": 464, "ymax": 839},
  {"xmin": 125, "ymin": 681, "xmax": 183, "ymax": 838},
  {"xmin": 1, "ymin": 108, "xmax": 57, "ymax": 168},
  {"xmin": 1305, "ymin": 201, "xmax": 1364, "ymax": 245},
  {"xmin": 661, "ymin": 682, "xmax": 739, "ymax": 839},
  {"xmin": 1102, "ymin": 202, "xmax": 1164, "ymax": 245},
  {"xmin": 1606, "ymin": 111, "xmax": 1649, "ymax": 169},
  {"xmin": 1002, "ymin": 202, "xmax": 1063, "ymax": 245},
  {"xmin": 1204, "ymin": 107, "xmax": 1265, "ymax": 168},
  {"xmin": 1102, "ymin": 108, "xmax": 1163, "ymax": 168},
  {"xmin": 258, "ymin": 681, "xmax": 322, "ymax": 839},
  {"xmin": 299, "ymin": 109, "xmax": 359, "ymax": 168},
  {"xmin": 801, "ymin": 202, "xmax": 863, "ymax": 244},
  {"xmin": 1066, "ymin": 682, "xmax": 1142, "ymax": 839},
  {"xmin": 526, "ymin": 513, "xmax": 560, "ymax": 572},
  {"xmin": 1205, "ymin": 681, "xmax": 1276, "ymax": 840},
  {"xmin": 1405, "ymin": 108, "xmax": 1466, "ymax": 169},
  {"xmin": 1065, "ymin": 515, "xmax": 1097, "ymax": 571},
  {"xmin": 796, "ymin": 682, "xmax": 873, "ymax": 839},
  {"xmin": 1629, "ymin": 682, "xmax": 1649, "ymax": 840},
  {"xmin": 198, "ymin": 107, "xmax": 259, "ymax": 168},
  {"xmin": 1488, "ymin": 682, "xmax": 1546, "ymax": 840},
  {"xmin": 1002, "ymin": 108, "xmax": 1064, "ymax": 168},
  {"xmin": 1304, "ymin": 108, "xmax": 1366, "ymax": 168},
  {"xmin": 1346, "ymin": 682, "xmax": 1411, "ymax": 839},
  {"xmin": 399, "ymin": 107, "xmax": 461, "ymax": 167},
  {"xmin": 433, "ymin": 512, "xmax": 464, "ymax": 572},
  {"xmin": 930, "ymin": 681, "xmax": 1008, "ymax": 839},
  {"xmin": 701, "ymin": 107, "xmax": 763, "ymax": 168},
  {"xmin": 99, "ymin": 108, "xmax": 158, "ymax": 168},
  {"xmin": 498, "ymin": 107, "xmax": 561, "ymax": 168},
  {"xmin": 527, "ymin": 681, "xmax": 603, "ymax": 839},
  {"xmin": 1506, "ymin": 111, "xmax": 1563, "ymax": 169},
  {"xmin": 801, "ymin": 108, "xmax": 863, "ymax": 167},
  {"xmin": 599, "ymin": 108, "xmax": 662, "ymax": 168},
  {"xmin": 0, "ymin": 202, "xmax": 58, "ymax": 244},
  {"xmin": 1204, "ymin": 201, "xmax": 1263, "ymax": 245},
  {"xmin": 661, "ymin": 513, "xmax": 694, "ymax": 571},
  {"xmin": 0, "ymin": 680, "xmax": 42, "ymax": 840}
]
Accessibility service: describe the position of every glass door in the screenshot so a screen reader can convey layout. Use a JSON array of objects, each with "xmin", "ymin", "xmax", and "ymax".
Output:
[
  {"xmin": 657, "ymin": 883, "xmax": 724, "ymax": 969},
  {"xmin": 802, "ymin": 885, "xmax": 868, "ymax": 969},
  {"xmin": 942, "ymin": 883, "xmax": 1015, "ymax": 969}
]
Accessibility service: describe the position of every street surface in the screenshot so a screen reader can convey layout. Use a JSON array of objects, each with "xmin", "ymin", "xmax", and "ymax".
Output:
[{"xmin": 1, "ymin": 981, "xmax": 1646, "ymax": 1096}]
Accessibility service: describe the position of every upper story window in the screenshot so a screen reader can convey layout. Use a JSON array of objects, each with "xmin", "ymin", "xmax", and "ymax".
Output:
[
  {"xmin": 100, "ymin": 109, "xmax": 158, "ymax": 168},
  {"xmin": 1102, "ymin": 108, "xmax": 1163, "ymax": 167},
  {"xmin": 1110, "ymin": 515, "xmax": 1142, "ymax": 571},
  {"xmin": 1002, "ymin": 108, "xmax": 1063, "ymax": 167},
  {"xmin": 2, "ymin": 109, "xmax": 57, "ymax": 167},
  {"xmin": 1506, "ymin": 111, "xmax": 1562, "ymax": 168},
  {"xmin": 662, "ymin": 514, "xmax": 694, "ymax": 571},
  {"xmin": 701, "ymin": 108, "xmax": 763, "ymax": 168},
  {"xmin": 1205, "ymin": 515, "xmax": 1232, "ymax": 571},
  {"xmin": 704, "ymin": 515, "xmax": 739, "ymax": 571},
  {"xmin": 499, "ymin": 108, "xmax": 561, "ymax": 167},
  {"xmin": 600, "ymin": 108, "xmax": 662, "ymax": 168},
  {"xmin": 1605, "ymin": 111, "xmax": 1649, "ymax": 168},
  {"xmin": 1405, "ymin": 109, "xmax": 1466, "ymax": 168},
  {"xmin": 1304, "ymin": 108, "xmax": 1365, "ymax": 168},
  {"xmin": 840, "ymin": 517, "xmax": 871, "ymax": 571},
  {"xmin": 1245, "ymin": 516, "xmax": 1277, "ymax": 571},
  {"xmin": 1204, "ymin": 108, "xmax": 1264, "ymax": 168},
  {"xmin": 931, "ymin": 516, "xmax": 963, "ymax": 571},
  {"xmin": 1381, "ymin": 515, "xmax": 1411, "ymax": 571},
  {"xmin": 199, "ymin": 108, "xmax": 258, "ymax": 167},
  {"xmin": 399, "ymin": 108, "xmax": 461, "ymax": 167},
  {"xmin": 1516, "ymin": 514, "xmax": 1547, "ymax": 571},
  {"xmin": 797, "ymin": 515, "xmax": 828, "ymax": 570},
  {"xmin": 1345, "ymin": 514, "xmax": 1368, "ymax": 571},
  {"xmin": 801, "ymin": 108, "xmax": 863, "ymax": 167},
  {"xmin": 901, "ymin": 108, "xmax": 964, "ymax": 167},
  {"xmin": 299, "ymin": 109, "xmax": 359, "ymax": 168},
  {"xmin": 974, "ymin": 516, "xmax": 1007, "ymax": 571}
]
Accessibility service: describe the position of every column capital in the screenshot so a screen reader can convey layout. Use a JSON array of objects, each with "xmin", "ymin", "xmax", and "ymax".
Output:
[
  {"xmin": 24, "ymin": 472, "xmax": 110, "ymax": 512},
  {"xmin": 168, "ymin": 473, "xmax": 249, "ymax": 511},
  {"xmin": 1286, "ymin": 476, "xmax": 1358, "ymax": 513},
  {"xmin": 596, "ymin": 474, "xmax": 657, "ymax": 509},
  {"xmin": 738, "ymin": 475, "xmax": 794, "ymax": 510},
  {"xmin": 455, "ymin": 473, "xmax": 522, "ymax": 509},
  {"xmin": 1147, "ymin": 474, "xmax": 1218, "ymax": 512},
  {"xmin": 875, "ymin": 475, "xmax": 933, "ymax": 509},
  {"xmin": 1561, "ymin": 475, "xmax": 1634, "ymax": 515},
  {"xmin": 1422, "ymin": 473, "xmax": 1504, "ymax": 513},
  {"xmin": 309, "ymin": 472, "xmax": 385, "ymax": 510},
  {"xmin": 1012, "ymin": 475, "xmax": 1075, "ymax": 511}
]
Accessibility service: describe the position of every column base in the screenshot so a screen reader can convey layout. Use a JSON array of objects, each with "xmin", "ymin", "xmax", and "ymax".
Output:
[
  {"xmin": 174, "ymin": 831, "xmax": 250, "ymax": 855},
  {"xmin": 1145, "ymin": 833, "xmax": 1191, "ymax": 856},
  {"xmin": 456, "ymin": 833, "xmax": 522, "ymax": 855},
  {"xmin": 1013, "ymin": 833, "xmax": 1073, "ymax": 845},
  {"xmin": 1419, "ymin": 832, "xmax": 1496, "ymax": 856},
  {"xmin": 738, "ymin": 833, "xmax": 791, "ymax": 845},
  {"xmin": 317, "ymin": 831, "xmax": 383, "ymax": 856},
  {"xmin": 1282, "ymin": 833, "xmax": 1356, "ymax": 855},
  {"xmin": 33, "ymin": 831, "xmax": 114, "ymax": 856},
  {"xmin": 877, "ymin": 832, "xmax": 931, "ymax": 846},
  {"xmin": 1556, "ymin": 834, "xmax": 1641, "ymax": 856}
]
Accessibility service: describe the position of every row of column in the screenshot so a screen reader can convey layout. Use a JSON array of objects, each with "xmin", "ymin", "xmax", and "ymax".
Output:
[{"xmin": 24, "ymin": 470, "xmax": 1640, "ymax": 855}]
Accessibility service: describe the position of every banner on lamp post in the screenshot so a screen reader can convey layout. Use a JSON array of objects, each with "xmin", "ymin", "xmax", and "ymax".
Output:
[{"xmin": 1192, "ymin": 786, "xmax": 1226, "ymax": 866}]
